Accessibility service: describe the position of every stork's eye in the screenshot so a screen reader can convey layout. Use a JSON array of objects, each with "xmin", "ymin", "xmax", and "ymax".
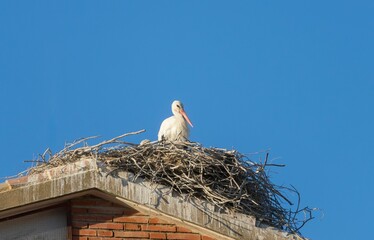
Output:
[{"xmin": 177, "ymin": 105, "xmax": 181, "ymax": 108}]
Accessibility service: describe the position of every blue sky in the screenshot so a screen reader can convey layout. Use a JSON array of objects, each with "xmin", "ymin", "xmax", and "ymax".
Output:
[{"xmin": 1, "ymin": 1, "xmax": 373, "ymax": 239}]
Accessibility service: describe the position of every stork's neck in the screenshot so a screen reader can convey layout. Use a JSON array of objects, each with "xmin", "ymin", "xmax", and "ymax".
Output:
[
  {"xmin": 174, "ymin": 111, "xmax": 188, "ymax": 125},
  {"xmin": 172, "ymin": 108, "xmax": 182, "ymax": 117},
  {"xmin": 174, "ymin": 111, "xmax": 184, "ymax": 119}
]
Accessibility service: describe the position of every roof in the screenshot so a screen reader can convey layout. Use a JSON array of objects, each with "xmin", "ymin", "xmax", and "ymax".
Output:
[{"xmin": 0, "ymin": 158, "xmax": 301, "ymax": 240}]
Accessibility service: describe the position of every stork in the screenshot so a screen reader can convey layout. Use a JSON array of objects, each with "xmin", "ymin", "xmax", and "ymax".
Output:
[{"xmin": 158, "ymin": 100, "xmax": 193, "ymax": 142}]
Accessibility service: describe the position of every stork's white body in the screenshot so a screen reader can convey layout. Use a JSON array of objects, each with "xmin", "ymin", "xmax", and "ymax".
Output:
[
  {"xmin": 158, "ymin": 100, "xmax": 193, "ymax": 142},
  {"xmin": 158, "ymin": 115, "xmax": 189, "ymax": 141}
]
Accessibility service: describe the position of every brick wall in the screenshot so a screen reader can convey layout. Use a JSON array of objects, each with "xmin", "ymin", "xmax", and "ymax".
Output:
[{"xmin": 70, "ymin": 195, "xmax": 216, "ymax": 240}]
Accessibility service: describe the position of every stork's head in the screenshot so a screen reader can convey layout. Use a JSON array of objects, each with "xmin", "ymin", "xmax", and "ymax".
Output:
[{"xmin": 172, "ymin": 100, "xmax": 193, "ymax": 127}]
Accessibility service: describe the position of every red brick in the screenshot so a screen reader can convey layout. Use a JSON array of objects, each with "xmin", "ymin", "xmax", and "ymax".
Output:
[
  {"xmin": 123, "ymin": 208, "xmax": 143, "ymax": 216},
  {"xmin": 88, "ymin": 207, "xmax": 125, "ymax": 215},
  {"xmin": 97, "ymin": 230, "xmax": 113, "ymax": 237},
  {"xmin": 201, "ymin": 236, "xmax": 216, "ymax": 240},
  {"xmin": 95, "ymin": 199, "xmax": 115, "ymax": 206},
  {"xmin": 114, "ymin": 216, "xmax": 149, "ymax": 223},
  {"xmin": 167, "ymin": 233, "xmax": 201, "ymax": 240},
  {"xmin": 71, "ymin": 215, "xmax": 113, "ymax": 224},
  {"xmin": 89, "ymin": 222, "xmax": 123, "ymax": 230},
  {"xmin": 125, "ymin": 223, "xmax": 142, "ymax": 230},
  {"xmin": 114, "ymin": 231, "xmax": 149, "ymax": 238},
  {"xmin": 72, "ymin": 229, "xmax": 96, "ymax": 236},
  {"xmin": 72, "ymin": 237, "xmax": 87, "ymax": 240},
  {"xmin": 72, "ymin": 207, "xmax": 88, "ymax": 213},
  {"xmin": 150, "ymin": 232, "xmax": 167, "ymax": 239},
  {"xmin": 176, "ymin": 226, "xmax": 192, "ymax": 233},
  {"xmin": 72, "ymin": 221, "xmax": 88, "ymax": 228},
  {"xmin": 89, "ymin": 237, "xmax": 122, "ymax": 240},
  {"xmin": 71, "ymin": 200, "xmax": 97, "ymax": 206},
  {"xmin": 95, "ymin": 215, "xmax": 113, "ymax": 221},
  {"xmin": 71, "ymin": 198, "xmax": 114, "ymax": 207},
  {"xmin": 91, "ymin": 238, "xmax": 122, "ymax": 240},
  {"xmin": 76, "ymin": 195, "xmax": 95, "ymax": 199},
  {"xmin": 148, "ymin": 217, "xmax": 170, "ymax": 224},
  {"xmin": 142, "ymin": 225, "xmax": 176, "ymax": 232},
  {"xmin": 72, "ymin": 215, "xmax": 97, "ymax": 222}
]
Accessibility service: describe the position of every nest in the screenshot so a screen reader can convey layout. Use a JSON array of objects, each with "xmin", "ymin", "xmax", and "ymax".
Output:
[{"xmin": 25, "ymin": 130, "xmax": 314, "ymax": 235}]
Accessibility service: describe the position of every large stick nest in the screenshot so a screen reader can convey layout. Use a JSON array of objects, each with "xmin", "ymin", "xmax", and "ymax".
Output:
[{"xmin": 25, "ymin": 130, "xmax": 314, "ymax": 236}]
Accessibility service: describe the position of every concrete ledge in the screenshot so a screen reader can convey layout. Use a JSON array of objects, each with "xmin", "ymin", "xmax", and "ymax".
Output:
[{"xmin": 0, "ymin": 159, "xmax": 300, "ymax": 240}]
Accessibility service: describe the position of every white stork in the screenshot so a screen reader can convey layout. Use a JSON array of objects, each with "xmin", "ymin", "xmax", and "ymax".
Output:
[{"xmin": 158, "ymin": 100, "xmax": 193, "ymax": 142}]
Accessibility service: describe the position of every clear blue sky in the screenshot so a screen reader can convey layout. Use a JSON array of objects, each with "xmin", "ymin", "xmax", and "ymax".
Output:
[{"xmin": 1, "ymin": 1, "xmax": 373, "ymax": 239}]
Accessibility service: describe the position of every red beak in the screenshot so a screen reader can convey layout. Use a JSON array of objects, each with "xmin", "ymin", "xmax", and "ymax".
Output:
[{"xmin": 180, "ymin": 109, "xmax": 193, "ymax": 127}]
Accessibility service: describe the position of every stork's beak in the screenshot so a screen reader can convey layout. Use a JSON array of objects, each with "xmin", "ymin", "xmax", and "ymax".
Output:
[{"xmin": 180, "ymin": 109, "xmax": 193, "ymax": 127}]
